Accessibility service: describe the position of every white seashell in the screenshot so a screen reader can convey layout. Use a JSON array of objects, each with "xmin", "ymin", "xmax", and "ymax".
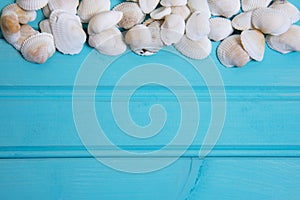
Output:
[
  {"xmin": 161, "ymin": 14, "xmax": 185, "ymax": 46},
  {"xmin": 150, "ymin": 7, "xmax": 172, "ymax": 20},
  {"xmin": 89, "ymin": 27, "xmax": 127, "ymax": 56},
  {"xmin": 20, "ymin": 33, "xmax": 55, "ymax": 64},
  {"xmin": 139, "ymin": 0, "xmax": 159, "ymax": 14},
  {"xmin": 2, "ymin": 3, "xmax": 36, "ymax": 24},
  {"xmin": 50, "ymin": 10, "xmax": 86, "ymax": 55},
  {"xmin": 148, "ymin": 21, "xmax": 164, "ymax": 52},
  {"xmin": 113, "ymin": 2, "xmax": 145, "ymax": 29},
  {"xmin": 78, "ymin": 0, "xmax": 111, "ymax": 23},
  {"xmin": 187, "ymin": 0, "xmax": 211, "ymax": 18},
  {"xmin": 174, "ymin": 35, "xmax": 211, "ymax": 60},
  {"xmin": 42, "ymin": 5, "xmax": 51, "ymax": 18},
  {"xmin": 160, "ymin": 0, "xmax": 187, "ymax": 7},
  {"xmin": 171, "ymin": 5, "xmax": 191, "ymax": 20},
  {"xmin": 88, "ymin": 11, "xmax": 123, "ymax": 35},
  {"xmin": 252, "ymin": 8, "xmax": 292, "ymax": 35},
  {"xmin": 208, "ymin": 17, "xmax": 233, "ymax": 42},
  {"xmin": 270, "ymin": 1, "xmax": 300, "ymax": 24},
  {"xmin": 232, "ymin": 11, "xmax": 253, "ymax": 31},
  {"xmin": 241, "ymin": 30, "xmax": 265, "ymax": 61},
  {"xmin": 186, "ymin": 11, "xmax": 210, "ymax": 41},
  {"xmin": 241, "ymin": 0, "xmax": 272, "ymax": 12},
  {"xmin": 39, "ymin": 19, "xmax": 52, "ymax": 34},
  {"xmin": 13, "ymin": 24, "xmax": 38, "ymax": 50},
  {"xmin": 16, "ymin": 0, "xmax": 49, "ymax": 11},
  {"xmin": 48, "ymin": 0, "xmax": 79, "ymax": 15},
  {"xmin": 0, "ymin": 12, "xmax": 21, "ymax": 45},
  {"xmin": 266, "ymin": 25, "xmax": 300, "ymax": 54},
  {"xmin": 208, "ymin": 0, "xmax": 240, "ymax": 18},
  {"xmin": 217, "ymin": 35, "xmax": 251, "ymax": 68}
]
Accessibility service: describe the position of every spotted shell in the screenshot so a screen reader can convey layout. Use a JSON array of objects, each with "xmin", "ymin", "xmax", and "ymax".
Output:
[
  {"xmin": 241, "ymin": 29, "xmax": 265, "ymax": 61},
  {"xmin": 209, "ymin": 17, "xmax": 233, "ymax": 42},
  {"xmin": 16, "ymin": 0, "xmax": 49, "ymax": 11},
  {"xmin": 2, "ymin": 3, "xmax": 36, "ymax": 24},
  {"xmin": 78, "ymin": 0, "xmax": 111, "ymax": 23}
]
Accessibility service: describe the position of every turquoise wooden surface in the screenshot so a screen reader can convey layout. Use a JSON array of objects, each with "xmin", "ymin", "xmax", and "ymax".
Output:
[{"xmin": 1, "ymin": 0, "xmax": 300, "ymax": 199}]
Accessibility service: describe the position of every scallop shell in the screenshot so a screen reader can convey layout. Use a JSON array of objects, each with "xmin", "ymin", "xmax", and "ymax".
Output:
[
  {"xmin": 50, "ymin": 10, "xmax": 86, "ymax": 55},
  {"xmin": 16, "ymin": 0, "xmax": 49, "ymax": 11},
  {"xmin": 241, "ymin": 0, "xmax": 272, "ymax": 12},
  {"xmin": 266, "ymin": 25, "xmax": 300, "ymax": 54},
  {"xmin": 13, "ymin": 24, "xmax": 38, "ymax": 50},
  {"xmin": 150, "ymin": 7, "xmax": 172, "ymax": 20},
  {"xmin": 113, "ymin": 2, "xmax": 145, "ymax": 29},
  {"xmin": 232, "ymin": 11, "xmax": 253, "ymax": 31},
  {"xmin": 78, "ymin": 0, "xmax": 110, "ymax": 23},
  {"xmin": 139, "ymin": 0, "xmax": 159, "ymax": 14},
  {"xmin": 171, "ymin": 5, "xmax": 191, "ymax": 20},
  {"xmin": 217, "ymin": 35, "xmax": 251, "ymax": 68},
  {"xmin": 48, "ymin": 0, "xmax": 79, "ymax": 15},
  {"xmin": 252, "ymin": 8, "xmax": 292, "ymax": 35},
  {"xmin": 2, "ymin": 3, "xmax": 36, "ymax": 24},
  {"xmin": 161, "ymin": 0, "xmax": 187, "ymax": 7},
  {"xmin": 174, "ymin": 35, "xmax": 211, "ymax": 60},
  {"xmin": 20, "ymin": 33, "xmax": 55, "ymax": 64},
  {"xmin": 42, "ymin": 5, "xmax": 51, "ymax": 18},
  {"xmin": 88, "ymin": 11, "xmax": 123, "ymax": 35},
  {"xmin": 39, "ymin": 19, "xmax": 52, "ymax": 34},
  {"xmin": 187, "ymin": 0, "xmax": 211, "ymax": 18},
  {"xmin": 186, "ymin": 11, "xmax": 210, "ymax": 41},
  {"xmin": 270, "ymin": 1, "xmax": 300, "ymax": 24},
  {"xmin": 208, "ymin": 0, "xmax": 240, "ymax": 18},
  {"xmin": 208, "ymin": 17, "xmax": 233, "ymax": 42},
  {"xmin": 241, "ymin": 30, "xmax": 265, "ymax": 61},
  {"xmin": 89, "ymin": 27, "xmax": 127, "ymax": 56},
  {"xmin": 161, "ymin": 14, "xmax": 185, "ymax": 46},
  {"xmin": 0, "ymin": 12, "xmax": 21, "ymax": 44}
]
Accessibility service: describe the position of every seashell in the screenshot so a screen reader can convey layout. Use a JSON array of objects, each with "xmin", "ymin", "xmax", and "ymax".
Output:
[
  {"xmin": 160, "ymin": 14, "xmax": 185, "ymax": 46},
  {"xmin": 174, "ymin": 35, "xmax": 212, "ymax": 60},
  {"xmin": 139, "ymin": 0, "xmax": 159, "ymax": 14},
  {"xmin": 269, "ymin": 1, "xmax": 300, "ymax": 24},
  {"xmin": 88, "ymin": 11, "xmax": 123, "ymax": 35},
  {"xmin": 13, "ymin": 24, "xmax": 38, "ymax": 50},
  {"xmin": 171, "ymin": 5, "xmax": 191, "ymax": 20},
  {"xmin": 217, "ymin": 35, "xmax": 251, "ymax": 68},
  {"xmin": 2, "ymin": 3, "xmax": 36, "ymax": 24},
  {"xmin": 0, "ymin": 12, "xmax": 21, "ymax": 44},
  {"xmin": 16, "ymin": 0, "xmax": 49, "ymax": 11},
  {"xmin": 50, "ymin": 10, "xmax": 86, "ymax": 55},
  {"xmin": 48, "ymin": 0, "xmax": 79, "ymax": 15},
  {"xmin": 232, "ymin": 11, "xmax": 253, "ymax": 31},
  {"xmin": 186, "ymin": 11, "xmax": 210, "ymax": 41},
  {"xmin": 252, "ymin": 8, "xmax": 292, "ymax": 35},
  {"xmin": 208, "ymin": 0, "xmax": 240, "ymax": 18},
  {"xmin": 39, "ymin": 19, "xmax": 52, "ymax": 34},
  {"xmin": 150, "ymin": 7, "xmax": 172, "ymax": 20},
  {"xmin": 113, "ymin": 2, "xmax": 145, "ymax": 29},
  {"xmin": 89, "ymin": 27, "xmax": 127, "ymax": 56},
  {"xmin": 78, "ymin": 0, "xmax": 111, "ymax": 23},
  {"xmin": 148, "ymin": 21, "xmax": 164, "ymax": 51},
  {"xmin": 241, "ymin": 0, "xmax": 272, "ymax": 12},
  {"xmin": 42, "ymin": 5, "xmax": 51, "ymax": 18},
  {"xmin": 208, "ymin": 17, "xmax": 233, "ymax": 42},
  {"xmin": 266, "ymin": 25, "xmax": 300, "ymax": 54},
  {"xmin": 143, "ymin": 18, "xmax": 156, "ymax": 26},
  {"xmin": 20, "ymin": 33, "xmax": 55, "ymax": 64},
  {"xmin": 241, "ymin": 30, "xmax": 265, "ymax": 61},
  {"xmin": 160, "ymin": 0, "xmax": 187, "ymax": 7},
  {"xmin": 187, "ymin": 0, "xmax": 211, "ymax": 18}
]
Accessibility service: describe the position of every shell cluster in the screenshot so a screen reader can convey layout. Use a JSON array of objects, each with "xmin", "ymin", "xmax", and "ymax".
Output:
[{"xmin": 0, "ymin": 0, "xmax": 299, "ymax": 67}]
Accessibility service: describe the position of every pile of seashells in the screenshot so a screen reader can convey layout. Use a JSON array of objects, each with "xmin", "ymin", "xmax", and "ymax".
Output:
[{"xmin": 0, "ymin": 0, "xmax": 299, "ymax": 67}]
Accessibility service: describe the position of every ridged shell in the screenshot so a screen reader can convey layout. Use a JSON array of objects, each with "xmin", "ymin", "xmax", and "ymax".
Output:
[
  {"xmin": 186, "ymin": 11, "xmax": 210, "ymax": 41},
  {"xmin": 50, "ymin": 10, "xmax": 86, "ymax": 55},
  {"xmin": 208, "ymin": 0, "xmax": 240, "ymax": 18},
  {"xmin": 139, "ymin": 0, "xmax": 159, "ymax": 14},
  {"xmin": 241, "ymin": 30, "xmax": 265, "ymax": 61},
  {"xmin": 266, "ymin": 25, "xmax": 300, "ymax": 54},
  {"xmin": 160, "ymin": 0, "xmax": 187, "ymax": 7},
  {"xmin": 88, "ymin": 11, "xmax": 123, "ymax": 35},
  {"xmin": 78, "ymin": 0, "xmax": 110, "ymax": 23},
  {"xmin": 161, "ymin": 14, "xmax": 185, "ymax": 46},
  {"xmin": 217, "ymin": 35, "xmax": 250, "ymax": 68},
  {"xmin": 20, "ymin": 33, "xmax": 55, "ymax": 64},
  {"xmin": 209, "ymin": 17, "xmax": 233, "ymax": 42},
  {"xmin": 270, "ymin": 1, "xmax": 300, "ymax": 24},
  {"xmin": 252, "ymin": 8, "xmax": 292, "ymax": 35},
  {"xmin": 13, "ymin": 24, "xmax": 38, "ymax": 50},
  {"xmin": 89, "ymin": 27, "xmax": 127, "ymax": 56},
  {"xmin": 150, "ymin": 7, "xmax": 172, "ymax": 20},
  {"xmin": 39, "ymin": 19, "xmax": 52, "ymax": 34},
  {"xmin": 241, "ymin": 0, "xmax": 272, "ymax": 12},
  {"xmin": 0, "ymin": 12, "xmax": 21, "ymax": 44},
  {"xmin": 187, "ymin": 0, "xmax": 211, "ymax": 18},
  {"xmin": 2, "ymin": 3, "xmax": 36, "ymax": 24},
  {"xmin": 16, "ymin": 0, "xmax": 49, "ymax": 11},
  {"xmin": 48, "ymin": 0, "xmax": 79, "ymax": 15},
  {"xmin": 171, "ymin": 6, "xmax": 191, "ymax": 20},
  {"xmin": 174, "ymin": 35, "xmax": 212, "ymax": 60},
  {"xmin": 113, "ymin": 2, "xmax": 145, "ymax": 29},
  {"xmin": 232, "ymin": 11, "xmax": 253, "ymax": 31}
]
